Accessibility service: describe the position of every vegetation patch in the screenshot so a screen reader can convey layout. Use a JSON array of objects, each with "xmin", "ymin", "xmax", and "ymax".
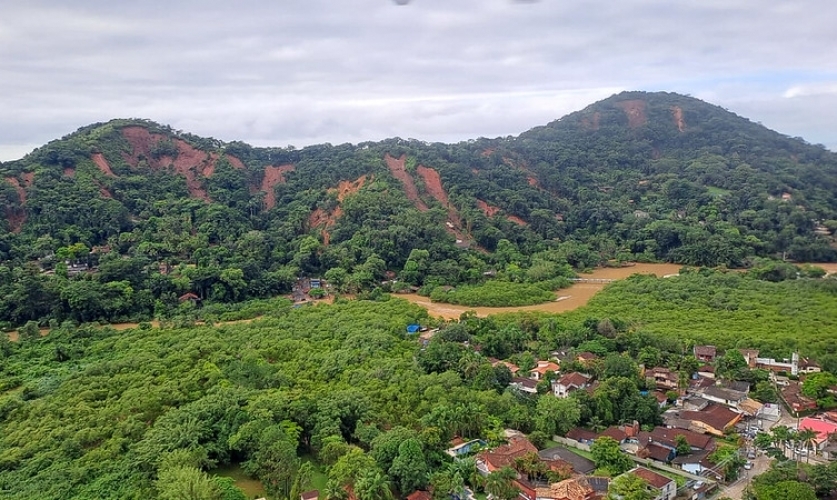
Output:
[{"xmin": 429, "ymin": 280, "xmax": 558, "ymax": 307}]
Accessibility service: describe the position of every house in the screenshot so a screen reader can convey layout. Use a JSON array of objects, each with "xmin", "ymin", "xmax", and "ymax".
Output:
[
  {"xmin": 576, "ymin": 352, "xmax": 599, "ymax": 365},
  {"xmin": 476, "ymin": 436, "xmax": 537, "ymax": 474},
  {"xmin": 636, "ymin": 442, "xmax": 675, "ymax": 463},
  {"xmin": 511, "ymin": 377, "xmax": 539, "ymax": 395},
  {"xmin": 693, "ymin": 345, "xmax": 717, "ymax": 363},
  {"xmin": 637, "ymin": 427, "xmax": 716, "ymax": 453},
  {"xmin": 780, "ymin": 381, "xmax": 818, "ymax": 414},
  {"xmin": 671, "ymin": 451, "xmax": 717, "ymax": 478},
  {"xmin": 627, "ymin": 467, "xmax": 676, "ymax": 500},
  {"xmin": 178, "ymin": 292, "xmax": 202, "ymax": 306},
  {"xmin": 737, "ymin": 398, "xmax": 764, "ymax": 417},
  {"xmin": 535, "ymin": 478, "xmax": 595, "ymax": 500},
  {"xmin": 301, "ymin": 491, "xmax": 319, "ymax": 500},
  {"xmin": 679, "ymin": 404, "xmax": 743, "ymax": 436},
  {"xmin": 697, "ymin": 365, "xmax": 715, "ymax": 379},
  {"xmin": 565, "ymin": 428, "xmax": 599, "ymax": 446},
  {"xmin": 553, "ymin": 372, "xmax": 592, "ymax": 398},
  {"xmin": 538, "ymin": 447, "xmax": 596, "ymax": 474},
  {"xmin": 650, "ymin": 390, "xmax": 669, "ymax": 408},
  {"xmin": 530, "ymin": 360, "xmax": 560, "ymax": 381},
  {"xmin": 739, "ymin": 349, "xmax": 760, "ymax": 369},
  {"xmin": 799, "ymin": 417, "xmax": 837, "ymax": 450},
  {"xmin": 700, "ymin": 386, "xmax": 747, "ymax": 409},
  {"xmin": 799, "ymin": 357, "xmax": 822, "ymax": 374},
  {"xmin": 489, "ymin": 358, "xmax": 521, "ymax": 375},
  {"xmin": 647, "ymin": 367, "xmax": 679, "ymax": 391}
]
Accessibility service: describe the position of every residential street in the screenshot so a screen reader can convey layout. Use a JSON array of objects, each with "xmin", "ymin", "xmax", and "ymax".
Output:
[{"xmin": 719, "ymin": 450, "xmax": 771, "ymax": 499}]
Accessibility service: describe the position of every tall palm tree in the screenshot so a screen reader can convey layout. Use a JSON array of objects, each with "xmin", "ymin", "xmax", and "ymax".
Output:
[
  {"xmin": 797, "ymin": 428, "xmax": 819, "ymax": 463},
  {"xmin": 484, "ymin": 467, "xmax": 519, "ymax": 500},
  {"xmin": 354, "ymin": 469, "xmax": 394, "ymax": 500}
]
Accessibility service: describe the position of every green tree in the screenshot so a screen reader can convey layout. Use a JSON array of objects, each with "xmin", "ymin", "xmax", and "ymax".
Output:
[
  {"xmin": 591, "ymin": 437, "xmax": 633, "ymax": 476},
  {"xmin": 389, "ymin": 438, "xmax": 429, "ymax": 493},
  {"xmin": 484, "ymin": 467, "xmax": 519, "ymax": 500},
  {"xmin": 606, "ymin": 472, "xmax": 655, "ymax": 500},
  {"xmin": 675, "ymin": 435, "xmax": 691, "ymax": 456},
  {"xmin": 354, "ymin": 468, "xmax": 394, "ymax": 500},
  {"xmin": 534, "ymin": 396, "xmax": 581, "ymax": 437},
  {"xmin": 156, "ymin": 465, "xmax": 220, "ymax": 500}
]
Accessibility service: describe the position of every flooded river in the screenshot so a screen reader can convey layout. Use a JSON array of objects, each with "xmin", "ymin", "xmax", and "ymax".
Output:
[{"xmin": 398, "ymin": 263, "xmax": 684, "ymax": 319}]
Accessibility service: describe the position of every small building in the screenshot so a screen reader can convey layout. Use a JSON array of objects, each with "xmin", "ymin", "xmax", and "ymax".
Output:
[
  {"xmin": 445, "ymin": 438, "xmax": 487, "ymax": 458},
  {"xmin": 553, "ymin": 372, "xmax": 592, "ymax": 398},
  {"xmin": 511, "ymin": 377, "xmax": 539, "ymax": 395},
  {"xmin": 799, "ymin": 417, "xmax": 837, "ymax": 451},
  {"xmin": 476, "ymin": 436, "xmax": 537, "ymax": 475},
  {"xmin": 693, "ymin": 345, "xmax": 717, "ymax": 363},
  {"xmin": 626, "ymin": 467, "xmax": 676, "ymax": 500},
  {"xmin": 697, "ymin": 365, "xmax": 715, "ymax": 379},
  {"xmin": 301, "ymin": 491, "xmax": 319, "ymax": 500},
  {"xmin": 647, "ymin": 367, "xmax": 679, "ymax": 391},
  {"xmin": 701, "ymin": 386, "xmax": 747, "ymax": 409},
  {"xmin": 679, "ymin": 404, "xmax": 743, "ymax": 436},
  {"xmin": 530, "ymin": 360, "xmax": 560, "ymax": 381}
]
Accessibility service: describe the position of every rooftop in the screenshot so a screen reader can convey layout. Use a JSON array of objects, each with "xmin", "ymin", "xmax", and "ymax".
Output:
[{"xmin": 631, "ymin": 467, "xmax": 674, "ymax": 489}]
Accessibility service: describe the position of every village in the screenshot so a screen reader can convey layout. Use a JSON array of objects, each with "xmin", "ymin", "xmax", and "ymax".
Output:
[{"xmin": 405, "ymin": 338, "xmax": 837, "ymax": 500}]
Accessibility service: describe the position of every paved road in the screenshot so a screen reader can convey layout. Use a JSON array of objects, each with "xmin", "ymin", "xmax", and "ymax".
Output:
[{"xmin": 720, "ymin": 450, "xmax": 772, "ymax": 499}]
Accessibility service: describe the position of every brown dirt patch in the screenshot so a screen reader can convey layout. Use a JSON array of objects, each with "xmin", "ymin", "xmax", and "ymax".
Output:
[
  {"xmin": 308, "ymin": 175, "xmax": 368, "ymax": 245},
  {"xmin": 481, "ymin": 148, "xmax": 495, "ymax": 157},
  {"xmin": 527, "ymin": 176, "xmax": 538, "ymax": 187},
  {"xmin": 97, "ymin": 181, "xmax": 113, "ymax": 199},
  {"xmin": 507, "ymin": 215, "xmax": 528, "ymax": 226},
  {"xmin": 121, "ymin": 126, "xmax": 247, "ymax": 201},
  {"xmin": 417, "ymin": 166, "xmax": 449, "ymax": 207},
  {"xmin": 91, "ymin": 153, "xmax": 116, "ymax": 177},
  {"xmin": 580, "ymin": 111, "xmax": 601, "ymax": 131},
  {"xmin": 333, "ymin": 175, "xmax": 366, "ymax": 202},
  {"xmin": 259, "ymin": 164, "xmax": 295, "ymax": 210},
  {"xmin": 616, "ymin": 99, "xmax": 648, "ymax": 128},
  {"xmin": 21, "ymin": 172, "xmax": 34, "ymax": 187},
  {"xmin": 384, "ymin": 153, "xmax": 428, "ymax": 212},
  {"xmin": 5, "ymin": 177, "xmax": 26, "ymax": 204},
  {"xmin": 476, "ymin": 199, "xmax": 500, "ymax": 217},
  {"xmin": 671, "ymin": 106, "xmax": 686, "ymax": 132},
  {"xmin": 398, "ymin": 263, "xmax": 684, "ymax": 319},
  {"xmin": 63, "ymin": 167, "xmax": 75, "ymax": 177}
]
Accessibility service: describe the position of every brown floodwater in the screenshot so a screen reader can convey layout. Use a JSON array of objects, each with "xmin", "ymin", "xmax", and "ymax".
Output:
[{"xmin": 398, "ymin": 263, "xmax": 685, "ymax": 319}]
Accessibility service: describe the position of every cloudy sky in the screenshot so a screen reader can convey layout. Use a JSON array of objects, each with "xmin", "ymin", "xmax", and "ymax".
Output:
[{"xmin": 2, "ymin": 0, "xmax": 836, "ymax": 161}]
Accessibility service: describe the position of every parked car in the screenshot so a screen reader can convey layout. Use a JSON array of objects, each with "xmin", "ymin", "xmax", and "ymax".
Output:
[
  {"xmin": 744, "ymin": 461, "xmax": 754, "ymax": 470},
  {"xmin": 747, "ymin": 450, "xmax": 756, "ymax": 459}
]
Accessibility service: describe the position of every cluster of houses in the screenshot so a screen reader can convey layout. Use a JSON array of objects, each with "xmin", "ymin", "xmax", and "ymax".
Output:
[{"xmin": 444, "ymin": 432, "xmax": 683, "ymax": 500}]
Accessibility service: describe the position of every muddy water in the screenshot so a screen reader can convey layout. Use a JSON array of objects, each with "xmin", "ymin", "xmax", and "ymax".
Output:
[{"xmin": 398, "ymin": 263, "xmax": 685, "ymax": 319}]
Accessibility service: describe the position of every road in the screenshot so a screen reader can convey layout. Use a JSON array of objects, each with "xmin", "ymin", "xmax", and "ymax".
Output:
[{"xmin": 720, "ymin": 449, "xmax": 771, "ymax": 499}]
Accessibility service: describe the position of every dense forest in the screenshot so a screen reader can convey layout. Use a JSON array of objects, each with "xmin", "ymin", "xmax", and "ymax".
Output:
[{"xmin": 1, "ymin": 91, "xmax": 836, "ymax": 326}]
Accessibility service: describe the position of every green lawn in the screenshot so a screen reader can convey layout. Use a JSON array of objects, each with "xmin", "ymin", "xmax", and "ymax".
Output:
[
  {"xmin": 210, "ymin": 463, "xmax": 267, "ymax": 498},
  {"xmin": 302, "ymin": 455, "xmax": 329, "ymax": 492}
]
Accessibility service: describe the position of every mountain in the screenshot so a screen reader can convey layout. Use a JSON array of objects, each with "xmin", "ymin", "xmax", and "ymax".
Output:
[{"xmin": 0, "ymin": 91, "xmax": 836, "ymax": 326}]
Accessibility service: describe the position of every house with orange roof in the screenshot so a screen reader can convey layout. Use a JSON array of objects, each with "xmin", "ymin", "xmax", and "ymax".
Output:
[
  {"xmin": 475, "ymin": 436, "xmax": 537, "ymax": 474},
  {"xmin": 530, "ymin": 360, "xmax": 560, "ymax": 381},
  {"xmin": 626, "ymin": 467, "xmax": 676, "ymax": 500}
]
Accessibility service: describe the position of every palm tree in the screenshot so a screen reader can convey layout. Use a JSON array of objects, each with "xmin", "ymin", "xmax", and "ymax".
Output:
[
  {"xmin": 484, "ymin": 467, "xmax": 519, "ymax": 500},
  {"xmin": 797, "ymin": 428, "xmax": 819, "ymax": 463},
  {"xmin": 354, "ymin": 469, "xmax": 394, "ymax": 500}
]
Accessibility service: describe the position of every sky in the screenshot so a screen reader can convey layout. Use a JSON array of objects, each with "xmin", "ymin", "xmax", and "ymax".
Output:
[{"xmin": 2, "ymin": 0, "xmax": 836, "ymax": 161}]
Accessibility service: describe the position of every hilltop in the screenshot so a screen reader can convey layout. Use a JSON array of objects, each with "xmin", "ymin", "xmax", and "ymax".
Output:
[{"xmin": 0, "ymin": 91, "xmax": 836, "ymax": 326}]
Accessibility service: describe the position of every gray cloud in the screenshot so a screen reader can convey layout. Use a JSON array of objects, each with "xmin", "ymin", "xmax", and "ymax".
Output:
[{"xmin": 1, "ymin": 0, "xmax": 836, "ymax": 160}]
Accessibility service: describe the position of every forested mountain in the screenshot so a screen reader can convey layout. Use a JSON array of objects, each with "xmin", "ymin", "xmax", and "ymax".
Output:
[{"xmin": 1, "ymin": 91, "xmax": 836, "ymax": 326}]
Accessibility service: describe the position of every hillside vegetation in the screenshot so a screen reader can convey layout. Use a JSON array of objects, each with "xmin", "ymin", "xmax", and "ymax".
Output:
[{"xmin": 0, "ymin": 91, "xmax": 836, "ymax": 328}]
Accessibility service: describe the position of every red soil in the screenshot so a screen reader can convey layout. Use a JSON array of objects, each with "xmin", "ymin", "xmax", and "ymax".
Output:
[
  {"xmin": 4, "ymin": 177, "xmax": 27, "ymax": 232},
  {"xmin": 91, "ymin": 153, "xmax": 116, "ymax": 177},
  {"xmin": 507, "ymin": 215, "xmax": 528, "ymax": 226},
  {"xmin": 308, "ymin": 175, "xmax": 368, "ymax": 245},
  {"xmin": 97, "ymin": 182, "xmax": 113, "ymax": 199},
  {"xmin": 63, "ymin": 167, "xmax": 75, "ymax": 177},
  {"xmin": 333, "ymin": 175, "xmax": 367, "ymax": 202},
  {"xmin": 5, "ymin": 177, "xmax": 26, "ymax": 204},
  {"xmin": 417, "ymin": 166, "xmax": 449, "ymax": 207},
  {"xmin": 21, "ymin": 172, "xmax": 34, "ymax": 187},
  {"xmin": 120, "ymin": 126, "xmax": 245, "ymax": 202},
  {"xmin": 384, "ymin": 153, "xmax": 428, "ymax": 212},
  {"xmin": 671, "ymin": 106, "xmax": 686, "ymax": 132},
  {"xmin": 527, "ymin": 177, "xmax": 538, "ymax": 187},
  {"xmin": 616, "ymin": 100, "xmax": 648, "ymax": 128},
  {"xmin": 580, "ymin": 111, "xmax": 601, "ymax": 131},
  {"xmin": 481, "ymin": 148, "xmax": 495, "ymax": 157},
  {"xmin": 259, "ymin": 164, "xmax": 295, "ymax": 210},
  {"xmin": 476, "ymin": 199, "xmax": 500, "ymax": 217}
]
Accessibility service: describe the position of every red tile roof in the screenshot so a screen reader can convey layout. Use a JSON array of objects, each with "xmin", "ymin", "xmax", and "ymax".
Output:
[
  {"xmin": 557, "ymin": 372, "xmax": 590, "ymax": 388},
  {"xmin": 642, "ymin": 427, "xmax": 716, "ymax": 451},
  {"xmin": 680, "ymin": 404, "xmax": 741, "ymax": 433},
  {"xmin": 477, "ymin": 437, "xmax": 538, "ymax": 471},
  {"xmin": 532, "ymin": 360, "xmax": 560, "ymax": 375},
  {"xmin": 631, "ymin": 467, "xmax": 673, "ymax": 489},
  {"xmin": 566, "ymin": 428, "xmax": 598, "ymax": 442}
]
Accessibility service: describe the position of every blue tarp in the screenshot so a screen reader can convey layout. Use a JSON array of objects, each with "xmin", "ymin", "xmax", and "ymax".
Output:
[{"xmin": 406, "ymin": 324, "xmax": 421, "ymax": 334}]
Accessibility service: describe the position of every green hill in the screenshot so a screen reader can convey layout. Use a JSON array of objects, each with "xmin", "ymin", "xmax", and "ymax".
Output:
[{"xmin": 1, "ymin": 91, "xmax": 836, "ymax": 326}]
